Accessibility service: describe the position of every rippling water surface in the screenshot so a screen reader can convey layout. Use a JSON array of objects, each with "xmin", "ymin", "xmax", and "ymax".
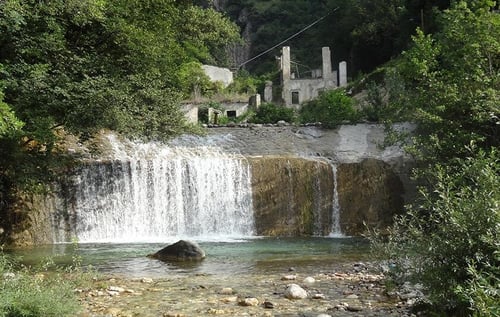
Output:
[{"xmin": 8, "ymin": 237, "xmax": 370, "ymax": 278}]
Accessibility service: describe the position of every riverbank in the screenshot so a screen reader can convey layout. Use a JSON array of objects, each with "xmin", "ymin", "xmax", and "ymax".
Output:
[{"xmin": 76, "ymin": 262, "xmax": 416, "ymax": 317}]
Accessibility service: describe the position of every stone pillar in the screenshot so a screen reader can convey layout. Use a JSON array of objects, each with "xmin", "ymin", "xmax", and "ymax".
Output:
[
  {"xmin": 249, "ymin": 94, "xmax": 261, "ymax": 110},
  {"xmin": 264, "ymin": 81, "xmax": 273, "ymax": 103},
  {"xmin": 281, "ymin": 46, "xmax": 291, "ymax": 81},
  {"xmin": 322, "ymin": 47, "xmax": 332, "ymax": 80},
  {"xmin": 339, "ymin": 61, "xmax": 347, "ymax": 87},
  {"xmin": 208, "ymin": 108, "xmax": 222, "ymax": 125},
  {"xmin": 281, "ymin": 46, "xmax": 292, "ymax": 106}
]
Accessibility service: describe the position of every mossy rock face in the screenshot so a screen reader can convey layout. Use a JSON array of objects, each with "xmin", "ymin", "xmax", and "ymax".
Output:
[
  {"xmin": 249, "ymin": 157, "xmax": 405, "ymax": 237},
  {"xmin": 337, "ymin": 159, "xmax": 405, "ymax": 235},
  {"xmin": 149, "ymin": 240, "xmax": 206, "ymax": 262},
  {"xmin": 249, "ymin": 156, "xmax": 334, "ymax": 236}
]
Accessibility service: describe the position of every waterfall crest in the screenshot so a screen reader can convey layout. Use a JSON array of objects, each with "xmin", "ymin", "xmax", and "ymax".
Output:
[{"xmin": 58, "ymin": 135, "xmax": 255, "ymax": 243}]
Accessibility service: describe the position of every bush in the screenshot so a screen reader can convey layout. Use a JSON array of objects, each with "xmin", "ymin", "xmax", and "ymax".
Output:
[
  {"xmin": 226, "ymin": 70, "xmax": 263, "ymax": 95},
  {"xmin": 0, "ymin": 253, "xmax": 82, "ymax": 317},
  {"xmin": 249, "ymin": 103, "xmax": 296, "ymax": 124},
  {"xmin": 299, "ymin": 89, "xmax": 359, "ymax": 128},
  {"xmin": 371, "ymin": 148, "xmax": 500, "ymax": 316}
]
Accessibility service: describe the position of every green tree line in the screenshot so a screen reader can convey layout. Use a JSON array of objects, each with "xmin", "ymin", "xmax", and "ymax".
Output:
[
  {"xmin": 0, "ymin": 0, "xmax": 239, "ymax": 236},
  {"xmin": 221, "ymin": 0, "xmax": 450, "ymax": 76},
  {"xmin": 369, "ymin": 0, "xmax": 499, "ymax": 315}
]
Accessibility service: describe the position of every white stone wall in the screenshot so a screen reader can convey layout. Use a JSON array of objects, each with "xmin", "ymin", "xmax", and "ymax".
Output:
[
  {"xmin": 180, "ymin": 104, "xmax": 199, "ymax": 124},
  {"xmin": 201, "ymin": 65, "xmax": 234, "ymax": 88}
]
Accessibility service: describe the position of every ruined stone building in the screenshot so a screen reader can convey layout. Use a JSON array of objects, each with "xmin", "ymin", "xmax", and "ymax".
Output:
[{"xmin": 279, "ymin": 46, "xmax": 347, "ymax": 107}]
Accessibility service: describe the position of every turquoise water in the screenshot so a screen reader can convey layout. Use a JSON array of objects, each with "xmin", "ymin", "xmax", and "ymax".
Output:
[{"xmin": 6, "ymin": 237, "xmax": 370, "ymax": 277}]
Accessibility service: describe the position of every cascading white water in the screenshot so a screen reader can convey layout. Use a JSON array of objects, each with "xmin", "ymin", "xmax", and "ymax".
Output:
[
  {"xmin": 329, "ymin": 164, "xmax": 342, "ymax": 236},
  {"xmin": 65, "ymin": 135, "xmax": 254, "ymax": 243}
]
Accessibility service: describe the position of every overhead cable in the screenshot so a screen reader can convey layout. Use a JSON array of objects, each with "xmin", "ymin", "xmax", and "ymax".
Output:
[{"xmin": 237, "ymin": 7, "xmax": 339, "ymax": 69}]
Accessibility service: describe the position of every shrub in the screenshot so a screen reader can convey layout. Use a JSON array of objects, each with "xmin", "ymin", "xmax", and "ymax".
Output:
[
  {"xmin": 226, "ymin": 70, "xmax": 263, "ymax": 95},
  {"xmin": 370, "ymin": 148, "xmax": 500, "ymax": 316},
  {"xmin": 0, "ymin": 253, "xmax": 82, "ymax": 317},
  {"xmin": 249, "ymin": 103, "xmax": 296, "ymax": 124},
  {"xmin": 299, "ymin": 89, "xmax": 359, "ymax": 128}
]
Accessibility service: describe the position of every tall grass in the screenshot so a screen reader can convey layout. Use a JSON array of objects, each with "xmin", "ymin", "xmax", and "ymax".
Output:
[{"xmin": 0, "ymin": 252, "xmax": 82, "ymax": 317}]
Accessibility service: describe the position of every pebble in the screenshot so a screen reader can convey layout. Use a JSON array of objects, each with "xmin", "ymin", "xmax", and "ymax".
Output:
[
  {"xmin": 219, "ymin": 287, "xmax": 233, "ymax": 295},
  {"xmin": 303, "ymin": 276, "xmax": 315, "ymax": 286},
  {"xmin": 109, "ymin": 286, "xmax": 125, "ymax": 293},
  {"xmin": 207, "ymin": 308, "xmax": 226, "ymax": 314},
  {"xmin": 312, "ymin": 293, "xmax": 326, "ymax": 299},
  {"xmin": 238, "ymin": 297, "xmax": 259, "ymax": 306},
  {"xmin": 281, "ymin": 274, "xmax": 297, "ymax": 281},
  {"xmin": 105, "ymin": 307, "xmax": 122, "ymax": 316},
  {"xmin": 346, "ymin": 305, "xmax": 363, "ymax": 312},
  {"xmin": 284, "ymin": 284, "xmax": 308, "ymax": 299},
  {"xmin": 263, "ymin": 300, "xmax": 275, "ymax": 309},
  {"xmin": 106, "ymin": 290, "xmax": 120, "ymax": 296},
  {"xmin": 220, "ymin": 296, "xmax": 238, "ymax": 303}
]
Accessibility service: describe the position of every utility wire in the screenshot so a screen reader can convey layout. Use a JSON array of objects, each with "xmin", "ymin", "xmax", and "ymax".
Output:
[{"xmin": 237, "ymin": 7, "xmax": 339, "ymax": 69}]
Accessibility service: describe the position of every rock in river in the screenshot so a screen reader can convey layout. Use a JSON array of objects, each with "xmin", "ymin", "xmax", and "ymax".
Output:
[
  {"xmin": 284, "ymin": 284, "xmax": 308, "ymax": 299},
  {"xmin": 148, "ymin": 240, "xmax": 205, "ymax": 262}
]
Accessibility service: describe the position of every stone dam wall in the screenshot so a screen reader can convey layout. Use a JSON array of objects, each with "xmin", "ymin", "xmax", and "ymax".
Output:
[{"xmin": 4, "ymin": 124, "xmax": 415, "ymax": 246}]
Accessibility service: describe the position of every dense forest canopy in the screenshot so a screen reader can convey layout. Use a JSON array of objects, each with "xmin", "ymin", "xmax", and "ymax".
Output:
[
  {"xmin": 0, "ymin": 0, "xmax": 238, "ymax": 141},
  {"xmin": 221, "ymin": 0, "xmax": 451, "ymax": 75},
  {"xmin": 0, "ymin": 0, "xmax": 240, "ymax": 210}
]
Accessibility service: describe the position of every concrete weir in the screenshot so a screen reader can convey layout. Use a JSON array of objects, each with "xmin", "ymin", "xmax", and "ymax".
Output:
[{"xmin": 6, "ymin": 124, "xmax": 415, "ymax": 246}]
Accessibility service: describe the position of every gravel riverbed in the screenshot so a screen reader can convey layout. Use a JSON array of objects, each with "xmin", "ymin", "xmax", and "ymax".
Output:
[{"xmin": 76, "ymin": 262, "xmax": 416, "ymax": 317}]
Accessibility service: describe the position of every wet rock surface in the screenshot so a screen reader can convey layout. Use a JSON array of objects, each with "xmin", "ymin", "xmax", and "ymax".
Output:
[
  {"xmin": 76, "ymin": 262, "xmax": 415, "ymax": 317},
  {"xmin": 148, "ymin": 240, "xmax": 206, "ymax": 262}
]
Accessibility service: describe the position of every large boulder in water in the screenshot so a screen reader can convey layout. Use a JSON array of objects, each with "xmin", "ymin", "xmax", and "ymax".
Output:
[{"xmin": 148, "ymin": 240, "xmax": 205, "ymax": 262}]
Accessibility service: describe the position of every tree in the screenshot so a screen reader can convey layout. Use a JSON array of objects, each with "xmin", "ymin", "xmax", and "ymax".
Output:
[
  {"xmin": 0, "ymin": 0, "xmax": 241, "ymax": 240},
  {"xmin": 394, "ymin": 0, "xmax": 499, "ymax": 163},
  {"xmin": 375, "ymin": 149, "xmax": 499, "ymax": 315},
  {"xmin": 0, "ymin": 91, "xmax": 23, "ymax": 137},
  {"xmin": 372, "ymin": 1, "xmax": 500, "ymax": 315},
  {"xmin": 0, "ymin": 0, "xmax": 240, "ymax": 144}
]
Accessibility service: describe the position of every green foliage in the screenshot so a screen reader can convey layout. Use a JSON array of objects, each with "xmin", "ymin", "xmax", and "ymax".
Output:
[
  {"xmin": 249, "ymin": 103, "xmax": 296, "ymax": 124},
  {"xmin": 178, "ymin": 62, "xmax": 215, "ymax": 100},
  {"xmin": 371, "ymin": 149, "xmax": 500, "ymax": 315},
  {"xmin": 0, "ymin": 253, "xmax": 81, "ymax": 316},
  {"xmin": 224, "ymin": 0, "xmax": 451, "ymax": 75},
  {"xmin": 0, "ymin": 0, "xmax": 239, "ymax": 142},
  {"xmin": 226, "ymin": 70, "xmax": 263, "ymax": 95},
  {"xmin": 176, "ymin": 6, "xmax": 240, "ymax": 65},
  {"xmin": 360, "ymin": 82, "xmax": 387, "ymax": 122},
  {"xmin": 197, "ymin": 101, "xmax": 223, "ymax": 124},
  {"xmin": 392, "ymin": 1, "xmax": 499, "ymax": 163},
  {"xmin": 299, "ymin": 89, "xmax": 359, "ymax": 128},
  {"xmin": 0, "ymin": 0, "xmax": 240, "ymax": 199},
  {"xmin": 0, "ymin": 91, "xmax": 23, "ymax": 137},
  {"xmin": 368, "ymin": 3, "xmax": 499, "ymax": 315}
]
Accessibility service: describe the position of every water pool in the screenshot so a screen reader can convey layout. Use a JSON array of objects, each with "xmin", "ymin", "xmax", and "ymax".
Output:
[{"xmin": 6, "ymin": 237, "xmax": 370, "ymax": 277}]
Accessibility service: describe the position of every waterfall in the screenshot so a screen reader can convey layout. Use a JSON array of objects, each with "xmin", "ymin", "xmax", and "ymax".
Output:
[
  {"xmin": 59, "ymin": 135, "xmax": 254, "ymax": 243},
  {"xmin": 329, "ymin": 164, "xmax": 342, "ymax": 236}
]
